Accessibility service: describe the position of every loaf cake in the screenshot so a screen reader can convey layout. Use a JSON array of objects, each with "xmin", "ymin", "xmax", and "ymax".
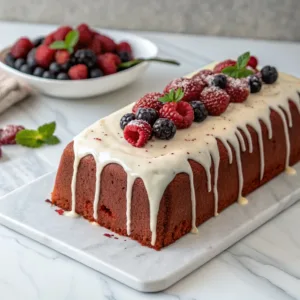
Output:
[{"xmin": 52, "ymin": 54, "xmax": 300, "ymax": 250}]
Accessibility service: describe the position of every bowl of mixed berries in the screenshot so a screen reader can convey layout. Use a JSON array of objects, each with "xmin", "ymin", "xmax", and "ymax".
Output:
[{"xmin": 0, "ymin": 24, "xmax": 167, "ymax": 98}]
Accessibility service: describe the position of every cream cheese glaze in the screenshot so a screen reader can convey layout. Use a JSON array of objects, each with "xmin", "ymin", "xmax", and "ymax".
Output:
[{"xmin": 67, "ymin": 62, "xmax": 300, "ymax": 246}]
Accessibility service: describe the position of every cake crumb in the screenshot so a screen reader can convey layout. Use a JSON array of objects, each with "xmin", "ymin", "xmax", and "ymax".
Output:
[
  {"xmin": 45, "ymin": 199, "xmax": 52, "ymax": 204},
  {"xmin": 55, "ymin": 209, "xmax": 64, "ymax": 216},
  {"xmin": 104, "ymin": 233, "xmax": 113, "ymax": 238},
  {"xmin": 94, "ymin": 138, "xmax": 102, "ymax": 141}
]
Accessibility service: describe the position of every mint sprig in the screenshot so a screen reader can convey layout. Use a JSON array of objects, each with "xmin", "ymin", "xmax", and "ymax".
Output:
[
  {"xmin": 16, "ymin": 122, "xmax": 60, "ymax": 148},
  {"xmin": 222, "ymin": 52, "xmax": 254, "ymax": 78},
  {"xmin": 159, "ymin": 88, "xmax": 184, "ymax": 103},
  {"xmin": 50, "ymin": 30, "xmax": 79, "ymax": 54},
  {"xmin": 118, "ymin": 57, "xmax": 180, "ymax": 70}
]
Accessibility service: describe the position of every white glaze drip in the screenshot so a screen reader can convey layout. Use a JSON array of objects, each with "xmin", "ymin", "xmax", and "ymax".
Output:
[
  {"xmin": 243, "ymin": 126, "xmax": 253, "ymax": 153},
  {"xmin": 236, "ymin": 130, "xmax": 246, "ymax": 152},
  {"xmin": 126, "ymin": 174, "xmax": 136, "ymax": 235}
]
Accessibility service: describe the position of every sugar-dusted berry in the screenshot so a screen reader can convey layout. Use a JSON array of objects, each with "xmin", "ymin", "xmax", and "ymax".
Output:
[
  {"xmin": 124, "ymin": 120, "xmax": 152, "ymax": 148},
  {"xmin": 0, "ymin": 125, "xmax": 25, "ymax": 145},
  {"xmin": 248, "ymin": 75, "xmax": 262, "ymax": 93},
  {"xmin": 211, "ymin": 74, "xmax": 227, "ymax": 89},
  {"xmin": 120, "ymin": 113, "xmax": 136, "ymax": 130},
  {"xmin": 226, "ymin": 77, "xmax": 249, "ymax": 103},
  {"xmin": 190, "ymin": 101, "xmax": 208, "ymax": 122},
  {"xmin": 136, "ymin": 108, "xmax": 158, "ymax": 126},
  {"xmin": 153, "ymin": 118, "xmax": 176, "ymax": 140},
  {"xmin": 132, "ymin": 92, "xmax": 164, "ymax": 113}
]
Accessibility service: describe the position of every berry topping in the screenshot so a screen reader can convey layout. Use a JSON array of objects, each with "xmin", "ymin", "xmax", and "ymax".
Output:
[
  {"xmin": 190, "ymin": 101, "xmax": 208, "ymax": 122},
  {"xmin": 132, "ymin": 92, "xmax": 164, "ymax": 114},
  {"xmin": 55, "ymin": 50, "xmax": 70, "ymax": 65},
  {"xmin": 35, "ymin": 45, "xmax": 55, "ymax": 68},
  {"xmin": 164, "ymin": 78, "xmax": 205, "ymax": 102},
  {"xmin": 73, "ymin": 49, "xmax": 97, "ymax": 68},
  {"xmin": 248, "ymin": 75, "xmax": 262, "ymax": 93},
  {"xmin": 200, "ymin": 86, "xmax": 230, "ymax": 116},
  {"xmin": 33, "ymin": 67, "xmax": 45, "ymax": 77},
  {"xmin": 247, "ymin": 56, "xmax": 258, "ymax": 69},
  {"xmin": 153, "ymin": 118, "xmax": 176, "ymax": 140},
  {"xmin": 97, "ymin": 54, "xmax": 117, "ymax": 75},
  {"xmin": 11, "ymin": 37, "xmax": 34, "ymax": 59},
  {"xmin": 53, "ymin": 26, "xmax": 73, "ymax": 41},
  {"xmin": 211, "ymin": 74, "xmax": 227, "ymax": 89},
  {"xmin": 120, "ymin": 113, "xmax": 136, "ymax": 130},
  {"xmin": 136, "ymin": 108, "xmax": 158, "ymax": 126},
  {"xmin": 159, "ymin": 101, "xmax": 194, "ymax": 129},
  {"xmin": 56, "ymin": 72, "xmax": 69, "ymax": 80},
  {"xmin": 0, "ymin": 125, "xmax": 25, "ymax": 145},
  {"xmin": 68, "ymin": 64, "xmax": 88, "ymax": 80},
  {"xmin": 213, "ymin": 59, "xmax": 236, "ymax": 73},
  {"xmin": 4, "ymin": 53, "xmax": 15, "ymax": 67},
  {"xmin": 261, "ymin": 65, "xmax": 278, "ymax": 84},
  {"xmin": 226, "ymin": 78, "xmax": 249, "ymax": 103},
  {"xmin": 96, "ymin": 34, "xmax": 116, "ymax": 53},
  {"xmin": 89, "ymin": 68, "xmax": 104, "ymax": 78},
  {"xmin": 124, "ymin": 120, "xmax": 152, "ymax": 147}
]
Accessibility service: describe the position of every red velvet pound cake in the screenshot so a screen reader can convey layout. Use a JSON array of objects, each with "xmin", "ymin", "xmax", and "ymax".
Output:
[{"xmin": 52, "ymin": 57, "xmax": 300, "ymax": 250}]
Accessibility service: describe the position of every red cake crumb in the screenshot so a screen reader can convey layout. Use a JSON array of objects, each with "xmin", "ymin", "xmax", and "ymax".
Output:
[
  {"xmin": 104, "ymin": 233, "xmax": 114, "ymax": 238},
  {"xmin": 55, "ymin": 209, "xmax": 64, "ymax": 215},
  {"xmin": 45, "ymin": 199, "xmax": 52, "ymax": 204}
]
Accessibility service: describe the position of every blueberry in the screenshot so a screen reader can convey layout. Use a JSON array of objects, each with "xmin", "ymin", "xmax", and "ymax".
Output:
[
  {"xmin": 14, "ymin": 58, "xmax": 26, "ymax": 70},
  {"xmin": 33, "ymin": 67, "xmax": 45, "ymax": 77},
  {"xmin": 261, "ymin": 66, "xmax": 278, "ymax": 84},
  {"xmin": 61, "ymin": 62, "xmax": 71, "ymax": 72},
  {"xmin": 49, "ymin": 62, "xmax": 61, "ymax": 74},
  {"xmin": 136, "ymin": 108, "xmax": 158, "ymax": 126},
  {"xmin": 19, "ymin": 64, "xmax": 32, "ymax": 74},
  {"xmin": 153, "ymin": 118, "xmax": 176, "ymax": 140},
  {"xmin": 118, "ymin": 51, "xmax": 131, "ymax": 63},
  {"xmin": 190, "ymin": 101, "xmax": 208, "ymax": 122},
  {"xmin": 32, "ymin": 36, "xmax": 44, "ymax": 47},
  {"xmin": 90, "ymin": 68, "xmax": 103, "ymax": 78},
  {"xmin": 4, "ymin": 53, "xmax": 15, "ymax": 67},
  {"xmin": 248, "ymin": 75, "xmax": 262, "ymax": 93},
  {"xmin": 56, "ymin": 72, "xmax": 69, "ymax": 80},
  {"xmin": 42, "ymin": 71, "xmax": 55, "ymax": 79},
  {"xmin": 120, "ymin": 113, "xmax": 136, "ymax": 130},
  {"xmin": 26, "ymin": 49, "xmax": 37, "ymax": 68},
  {"xmin": 212, "ymin": 74, "xmax": 227, "ymax": 89}
]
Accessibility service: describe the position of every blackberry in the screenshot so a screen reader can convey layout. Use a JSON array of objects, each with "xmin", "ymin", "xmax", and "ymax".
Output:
[
  {"xmin": 212, "ymin": 74, "xmax": 227, "ymax": 89},
  {"xmin": 261, "ymin": 66, "xmax": 278, "ymax": 84},
  {"xmin": 90, "ymin": 68, "xmax": 103, "ymax": 78},
  {"xmin": 118, "ymin": 51, "xmax": 131, "ymax": 63},
  {"xmin": 73, "ymin": 49, "xmax": 97, "ymax": 68},
  {"xmin": 32, "ymin": 36, "xmax": 44, "ymax": 47},
  {"xmin": 136, "ymin": 108, "xmax": 158, "ymax": 126},
  {"xmin": 61, "ymin": 61, "xmax": 72, "ymax": 72},
  {"xmin": 56, "ymin": 72, "xmax": 69, "ymax": 80},
  {"xmin": 248, "ymin": 75, "xmax": 262, "ymax": 93},
  {"xmin": 153, "ymin": 118, "xmax": 176, "ymax": 140},
  {"xmin": 14, "ymin": 58, "xmax": 25, "ymax": 70},
  {"xmin": 20, "ymin": 64, "xmax": 32, "ymax": 74},
  {"xmin": 190, "ymin": 101, "xmax": 208, "ymax": 122},
  {"xmin": 42, "ymin": 71, "xmax": 55, "ymax": 79},
  {"xmin": 120, "ymin": 113, "xmax": 136, "ymax": 130},
  {"xmin": 33, "ymin": 67, "xmax": 45, "ymax": 77},
  {"xmin": 26, "ymin": 49, "xmax": 37, "ymax": 68},
  {"xmin": 4, "ymin": 53, "xmax": 15, "ymax": 67},
  {"xmin": 49, "ymin": 62, "xmax": 61, "ymax": 74}
]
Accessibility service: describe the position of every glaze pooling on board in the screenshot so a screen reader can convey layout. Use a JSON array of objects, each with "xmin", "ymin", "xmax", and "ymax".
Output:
[{"xmin": 69, "ymin": 65, "xmax": 300, "ymax": 246}]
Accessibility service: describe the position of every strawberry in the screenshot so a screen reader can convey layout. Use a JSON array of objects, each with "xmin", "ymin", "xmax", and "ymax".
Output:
[
  {"xmin": 96, "ymin": 34, "xmax": 116, "ymax": 53},
  {"xmin": 247, "ymin": 56, "xmax": 258, "ymax": 69},
  {"xmin": 132, "ymin": 92, "xmax": 164, "ymax": 113},
  {"xmin": 200, "ymin": 86, "xmax": 230, "ymax": 116},
  {"xmin": 68, "ymin": 64, "xmax": 88, "ymax": 80},
  {"xmin": 226, "ymin": 78, "xmax": 250, "ymax": 103},
  {"xmin": 55, "ymin": 50, "xmax": 70, "ymax": 65},
  {"xmin": 53, "ymin": 26, "xmax": 73, "ymax": 41},
  {"xmin": 164, "ymin": 78, "xmax": 205, "ymax": 102},
  {"xmin": 35, "ymin": 45, "xmax": 55, "ymax": 68},
  {"xmin": 89, "ymin": 36, "xmax": 102, "ymax": 54},
  {"xmin": 213, "ymin": 59, "xmax": 236, "ymax": 73},
  {"xmin": 124, "ymin": 120, "xmax": 152, "ymax": 147},
  {"xmin": 97, "ymin": 54, "xmax": 117, "ymax": 75},
  {"xmin": 11, "ymin": 37, "xmax": 34, "ymax": 59},
  {"xmin": 116, "ymin": 41, "xmax": 132, "ymax": 54}
]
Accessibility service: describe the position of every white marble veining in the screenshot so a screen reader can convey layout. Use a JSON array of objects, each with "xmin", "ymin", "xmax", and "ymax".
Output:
[{"xmin": 0, "ymin": 21, "xmax": 300, "ymax": 299}]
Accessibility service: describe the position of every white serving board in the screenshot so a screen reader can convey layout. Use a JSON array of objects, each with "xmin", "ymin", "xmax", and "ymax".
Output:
[{"xmin": 0, "ymin": 165, "xmax": 299, "ymax": 292}]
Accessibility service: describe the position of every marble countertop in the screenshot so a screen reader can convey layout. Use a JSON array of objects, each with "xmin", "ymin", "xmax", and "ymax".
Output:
[{"xmin": 0, "ymin": 21, "xmax": 300, "ymax": 300}]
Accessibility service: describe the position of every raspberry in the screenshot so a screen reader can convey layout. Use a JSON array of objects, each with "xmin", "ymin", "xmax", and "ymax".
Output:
[
  {"xmin": 247, "ymin": 56, "xmax": 258, "ymax": 69},
  {"xmin": 120, "ymin": 113, "xmax": 136, "ymax": 130},
  {"xmin": 159, "ymin": 101, "xmax": 194, "ymax": 129},
  {"xmin": 132, "ymin": 92, "xmax": 164, "ymax": 114},
  {"xmin": 0, "ymin": 125, "xmax": 25, "ymax": 145},
  {"xmin": 11, "ymin": 37, "xmax": 34, "ymax": 59},
  {"xmin": 68, "ymin": 64, "xmax": 88, "ymax": 80},
  {"xmin": 226, "ymin": 78, "xmax": 249, "ymax": 103},
  {"xmin": 164, "ymin": 78, "xmax": 205, "ymax": 102},
  {"xmin": 192, "ymin": 69, "xmax": 213, "ymax": 85},
  {"xmin": 55, "ymin": 50, "xmax": 70, "ymax": 65},
  {"xmin": 35, "ymin": 45, "xmax": 55, "ymax": 68},
  {"xmin": 97, "ymin": 54, "xmax": 117, "ymax": 75},
  {"xmin": 77, "ymin": 23, "xmax": 93, "ymax": 46},
  {"xmin": 200, "ymin": 86, "xmax": 230, "ymax": 116},
  {"xmin": 89, "ymin": 36, "xmax": 102, "ymax": 54},
  {"xmin": 213, "ymin": 59, "xmax": 236, "ymax": 73},
  {"xmin": 53, "ymin": 26, "xmax": 73, "ymax": 41},
  {"xmin": 136, "ymin": 108, "xmax": 158, "ymax": 126},
  {"xmin": 116, "ymin": 42, "xmax": 132, "ymax": 55},
  {"xmin": 124, "ymin": 120, "xmax": 152, "ymax": 148},
  {"xmin": 96, "ymin": 35, "xmax": 116, "ymax": 53},
  {"xmin": 43, "ymin": 33, "xmax": 55, "ymax": 46},
  {"xmin": 153, "ymin": 118, "xmax": 176, "ymax": 140}
]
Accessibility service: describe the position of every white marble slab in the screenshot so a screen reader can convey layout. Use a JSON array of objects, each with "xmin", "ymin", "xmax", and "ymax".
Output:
[{"xmin": 0, "ymin": 162, "xmax": 299, "ymax": 292}]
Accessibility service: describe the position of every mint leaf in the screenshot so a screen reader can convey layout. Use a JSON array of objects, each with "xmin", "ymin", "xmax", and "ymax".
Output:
[
  {"xmin": 159, "ymin": 88, "xmax": 184, "ymax": 103},
  {"xmin": 222, "ymin": 66, "xmax": 237, "ymax": 75},
  {"xmin": 175, "ymin": 88, "xmax": 184, "ymax": 101},
  {"xmin": 38, "ymin": 122, "xmax": 56, "ymax": 140},
  {"xmin": 50, "ymin": 41, "xmax": 67, "ymax": 50},
  {"xmin": 236, "ymin": 69, "xmax": 254, "ymax": 78},
  {"xmin": 16, "ymin": 130, "xmax": 44, "ymax": 148},
  {"xmin": 65, "ymin": 30, "xmax": 79, "ymax": 48},
  {"xmin": 159, "ymin": 94, "xmax": 171, "ymax": 103},
  {"xmin": 45, "ymin": 135, "xmax": 60, "ymax": 145},
  {"xmin": 237, "ymin": 52, "xmax": 250, "ymax": 69}
]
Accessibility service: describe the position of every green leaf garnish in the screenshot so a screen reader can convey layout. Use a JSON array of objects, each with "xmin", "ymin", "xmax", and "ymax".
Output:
[
  {"xmin": 118, "ymin": 57, "xmax": 180, "ymax": 70},
  {"xmin": 221, "ymin": 51, "xmax": 254, "ymax": 78},
  {"xmin": 159, "ymin": 88, "xmax": 184, "ymax": 103},
  {"xmin": 16, "ymin": 122, "xmax": 60, "ymax": 148},
  {"xmin": 50, "ymin": 30, "xmax": 79, "ymax": 54}
]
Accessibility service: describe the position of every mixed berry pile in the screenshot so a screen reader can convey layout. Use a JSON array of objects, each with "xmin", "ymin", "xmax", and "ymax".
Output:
[
  {"xmin": 120, "ymin": 52, "xmax": 279, "ymax": 148},
  {"xmin": 4, "ymin": 24, "xmax": 134, "ymax": 80}
]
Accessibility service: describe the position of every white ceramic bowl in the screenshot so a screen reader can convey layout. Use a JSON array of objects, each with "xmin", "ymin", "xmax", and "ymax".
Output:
[{"xmin": 0, "ymin": 30, "xmax": 158, "ymax": 99}]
